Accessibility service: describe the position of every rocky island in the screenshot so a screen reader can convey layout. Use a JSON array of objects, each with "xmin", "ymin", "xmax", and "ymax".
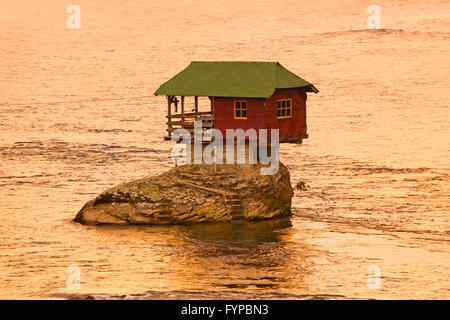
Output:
[{"xmin": 74, "ymin": 163, "xmax": 293, "ymax": 225}]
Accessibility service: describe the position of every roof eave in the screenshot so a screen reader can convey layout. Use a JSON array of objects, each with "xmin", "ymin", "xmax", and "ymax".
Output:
[
  {"xmin": 273, "ymin": 85, "xmax": 319, "ymax": 94},
  {"xmin": 308, "ymin": 84, "xmax": 319, "ymax": 94},
  {"xmin": 154, "ymin": 91, "xmax": 269, "ymax": 98}
]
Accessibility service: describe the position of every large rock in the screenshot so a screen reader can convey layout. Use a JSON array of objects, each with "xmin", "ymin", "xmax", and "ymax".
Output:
[{"xmin": 74, "ymin": 163, "xmax": 293, "ymax": 225}]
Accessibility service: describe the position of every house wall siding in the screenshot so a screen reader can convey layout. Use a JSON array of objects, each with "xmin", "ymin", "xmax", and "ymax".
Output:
[
  {"xmin": 264, "ymin": 88, "xmax": 307, "ymax": 141},
  {"xmin": 214, "ymin": 97, "xmax": 266, "ymax": 138},
  {"xmin": 213, "ymin": 88, "xmax": 307, "ymax": 141}
]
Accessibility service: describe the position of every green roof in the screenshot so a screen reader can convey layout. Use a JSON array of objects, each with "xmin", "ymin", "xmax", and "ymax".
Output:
[{"xmin": 154, "ymin": 61, "xmax": 318, "ymax": 98}]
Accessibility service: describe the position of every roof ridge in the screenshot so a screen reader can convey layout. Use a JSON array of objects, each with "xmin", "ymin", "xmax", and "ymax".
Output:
[{"xmin": 190, "ymin": 61, "xmax": 279, "ymax": 64}]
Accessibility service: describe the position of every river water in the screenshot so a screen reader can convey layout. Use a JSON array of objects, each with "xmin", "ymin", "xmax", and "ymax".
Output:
[{"xmin": 0, "ymin": 0, "xmax": 449, "ymax": 299}]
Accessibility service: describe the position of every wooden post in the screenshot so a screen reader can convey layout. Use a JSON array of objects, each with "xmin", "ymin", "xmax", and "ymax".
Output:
[
  {"xmin": 167, "ymin": 95, "xmax": 172, "ymax": 137},
  {"xmin": 194, "ymin": 96, "xmax": 198, "ymax": 120},
  {"xmin": 213, "ymin": 146, "xmax": 217, "ymax": 172},
  {"xmin": 181, "ymin": 96, "xmax": 185, "ymax": 126},
  {"xmin": 211, "ymin": 96, "xmax": 215, "ymax": 115}
]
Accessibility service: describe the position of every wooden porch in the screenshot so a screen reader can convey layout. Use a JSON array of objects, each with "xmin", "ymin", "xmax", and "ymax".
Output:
[{"xmin": 164, "ymin": 95, "xmax": 215, "ymax": 141}]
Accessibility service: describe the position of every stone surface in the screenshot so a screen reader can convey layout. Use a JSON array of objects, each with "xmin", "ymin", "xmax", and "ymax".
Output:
[{"xmin": 74, "ymin": 163, "xmax": 293, "ymax": 225}]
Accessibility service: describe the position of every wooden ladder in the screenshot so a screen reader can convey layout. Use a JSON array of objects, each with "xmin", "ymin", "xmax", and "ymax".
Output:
[{"xmin": 225, "ymin": 193, "xmax": 244, "ymax": 221}]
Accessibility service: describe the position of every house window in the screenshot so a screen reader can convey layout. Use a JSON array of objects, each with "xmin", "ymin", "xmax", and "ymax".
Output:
[
  {"xmin": 234, "ymin": 100, "xmax": 247, "ymax": 119},
  {"xmin": 277, "ymin": 98, "xmax": 292, "ymax": 119}
]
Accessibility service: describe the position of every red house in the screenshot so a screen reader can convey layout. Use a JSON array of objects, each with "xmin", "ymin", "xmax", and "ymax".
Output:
[{"xmin": 154, "ymin": 61, "xmax": 318, "ymax": 143}]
